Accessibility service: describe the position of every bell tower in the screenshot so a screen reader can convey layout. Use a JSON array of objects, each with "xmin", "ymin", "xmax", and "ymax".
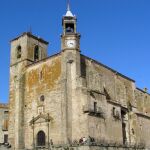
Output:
[
  {"xmin": 9, "ymin": 32, "xmax": 48, "ymax": 149},
  {"xmin": 61, "ymin": 2, "xmax": 80, "ymax": 51},
  {"xmin": 61, "ymin": 2, "xmax": 83, "ymax": 144}
]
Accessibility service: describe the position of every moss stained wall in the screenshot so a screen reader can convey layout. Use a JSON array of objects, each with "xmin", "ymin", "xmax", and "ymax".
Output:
[
  {"xmin": 135, "ymin": 89, "xmax": 150, "ymax": 115},
  {"xmin": 22, "ymin": 56, "xmax": 63, "ymax": 149},
  {"xmin": 83, "ymin": 56, "xmax": 150, "ymax": 146}
]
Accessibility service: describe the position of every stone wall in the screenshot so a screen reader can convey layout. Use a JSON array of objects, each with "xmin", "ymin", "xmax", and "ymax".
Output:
[
  {"xmin": 23, "ymin": 55, "xmax": 63, "ymax": 149},
  {"xmin": 0, "ymin": 104, "xmax": 9, "ymax": 144},
  {"xmin": 80, "ymin": 55, "xmax": 150, "ymax": 149},
  {"xmin": 8, "ymin": 33, "xmax": 49, "ymax": 149},
  {"xmin": 8, "ymin": 44, "xmax": 150, "ymax": 150}
]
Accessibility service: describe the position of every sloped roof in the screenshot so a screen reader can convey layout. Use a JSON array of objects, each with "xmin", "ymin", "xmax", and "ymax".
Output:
[
  {"xmin": 11, "ymin": 32, "xmax": 49, "ymax": 45},
  {"xmin": 30, "ymin": 113, "xmax": 53, "ymax": 125},
  {"xmin": 82, "ymin": 54, "xmax": 135, "ymax": 82}
]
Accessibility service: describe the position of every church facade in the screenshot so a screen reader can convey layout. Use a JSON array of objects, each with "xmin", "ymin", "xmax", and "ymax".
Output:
[{"xmin": 1, "ymin": 5, "xmax": 150, "ymax": 150}]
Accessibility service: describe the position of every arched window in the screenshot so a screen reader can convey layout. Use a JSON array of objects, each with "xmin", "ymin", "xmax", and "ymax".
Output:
[
  {"xmin": 40, "ymin": 95, "xmax": 45, "ymax": 102},
  {"xmin": 65, "ymin": 23, "xmax": 74, "ymax": 33},
  {"xmin": 17, "ymin": 45, "xmax": 22, "ymax": 59},
  {"xmin": 34, "ymin": 45, "xmax": 39, "ymax": 61},
  {"xmin": 37, "ymin": 130, "xmax": 46, "ymax": 146}
]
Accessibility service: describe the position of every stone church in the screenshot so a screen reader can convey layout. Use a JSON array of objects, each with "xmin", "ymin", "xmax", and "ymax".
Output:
[{"xmin": 0, "ymin": 4, "xmax": 150, "ymax": 150}]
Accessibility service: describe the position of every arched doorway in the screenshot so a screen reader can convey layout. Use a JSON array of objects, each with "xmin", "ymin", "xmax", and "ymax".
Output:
[{"xmin": 37, "ymin": 130, "xmax": 46, "ymax": 147}]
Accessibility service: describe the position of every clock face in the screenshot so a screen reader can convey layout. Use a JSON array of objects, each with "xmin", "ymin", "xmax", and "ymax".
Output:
[{"xmin": 66, "ymin": 40, "xmax": 76, "ymax": 48}]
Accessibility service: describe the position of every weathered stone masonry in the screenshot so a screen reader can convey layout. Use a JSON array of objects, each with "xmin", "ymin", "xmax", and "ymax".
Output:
[
  {"xmin": 1, "ymin": 5, "xmax": 150, "ymax": 150},
  {"xmin": 0, "ymin": 104, "xmax": 9, "ymax": 144}
]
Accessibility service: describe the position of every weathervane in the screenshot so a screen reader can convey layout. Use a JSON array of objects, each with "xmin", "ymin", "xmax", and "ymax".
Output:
[
  {"xmin": 67, "ymin": 0, "xmax": 71, "ymax": 11},
  {"xmin": 28, "ymin": 25, "xmax": 32, "ymax": 34}
]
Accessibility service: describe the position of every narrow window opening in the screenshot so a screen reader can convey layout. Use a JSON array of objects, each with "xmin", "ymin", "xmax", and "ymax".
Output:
[
  {"xmin": 4, "ymin": 134, "xmax": 8, "ymax": 143},
  {"xmin": 34, "ymin": 45, "xmax": 39, "ymax": 61},
  {"xmin": 94, "ymin": 102, "xmax": 97, "ymax": 112},
  {"xmin": 112, "ymin": 107, "xmax": 115, "ymax": 116},
  {"xmin": 17, "ymin": 45, "xmax": 22, "ymax": 59},
  {"xmin": 40, "ymin": 95, "xmax": 45, "ymax": 102},
  {"xmin": 121, "ymin": 110, "xmax": 127, "ymax": 145}
]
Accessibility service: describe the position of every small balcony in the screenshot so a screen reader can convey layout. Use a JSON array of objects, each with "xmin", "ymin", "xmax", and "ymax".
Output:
[{"xmin": 83, "ymin": 105, "xmax": 105, "ymax": 118}]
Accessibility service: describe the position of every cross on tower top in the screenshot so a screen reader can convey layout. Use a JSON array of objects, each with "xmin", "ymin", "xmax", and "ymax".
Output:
[
  {"xmin": 67, "ymin": 0, "xmax": 70, "ymax": 11},
  {"xmin": 65, "ymin": 0, "xmax": 74, "ymax": 17}
]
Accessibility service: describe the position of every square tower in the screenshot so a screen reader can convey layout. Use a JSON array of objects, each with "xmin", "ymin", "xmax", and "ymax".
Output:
[
  {"xmin": 10, "ymin": 32, "xmax": 48, "ymax": 66},
  {"xmin": 9, "ymin": 32, "xmax": 49, "ymax": 149}
]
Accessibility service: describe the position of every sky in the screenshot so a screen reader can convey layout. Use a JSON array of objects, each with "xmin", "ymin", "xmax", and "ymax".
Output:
[{"xmin": 0, "ymin": 0, "xmax": 150, "ymax": 103}]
